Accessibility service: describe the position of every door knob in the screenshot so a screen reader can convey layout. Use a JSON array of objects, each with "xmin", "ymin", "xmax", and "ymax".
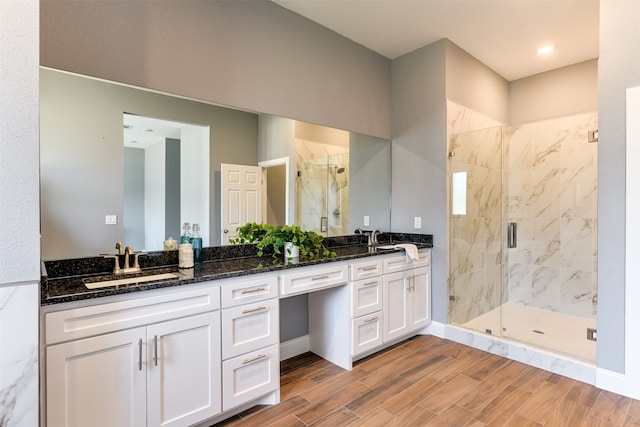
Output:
[{"xmin": 224, "ymin": 229, "xmax": 229, "ymax": 233}]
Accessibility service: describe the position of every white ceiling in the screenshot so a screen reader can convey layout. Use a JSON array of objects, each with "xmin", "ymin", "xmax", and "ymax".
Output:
[
  {"xmin": 272, "ymin": 0, "xmax": 599, "ymax": 82},
  {"xmin": 123, "ymin": 114, "xmax": 186, "ymax": 149}
]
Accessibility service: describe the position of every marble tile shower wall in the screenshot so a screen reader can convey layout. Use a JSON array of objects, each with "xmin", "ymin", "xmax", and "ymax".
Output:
[
  {"xmin": 447, "ymin": 101, "xmax": 598, "ymax": 325},
  {"xmin": 295, "ymin": 139, "xmax": 349, "ymax": 235},
  {"xmin": 448, "ymin": 101, "xmax": 505, "ymax": 325},
  {"xmin": 507, "ymin": 112, "xmax": 598, "ymax": 319}
]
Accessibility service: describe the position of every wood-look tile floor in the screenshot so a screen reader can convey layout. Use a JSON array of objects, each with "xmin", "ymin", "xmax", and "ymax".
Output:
[{"xmin": 214, "ymin": 335, "xmax": 640, "ymax": 426}]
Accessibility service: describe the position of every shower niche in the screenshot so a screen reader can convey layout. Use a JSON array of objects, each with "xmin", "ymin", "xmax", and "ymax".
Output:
[{"xmin": 447, "ymin": 103, "xmax": 598, "ymax": 363}]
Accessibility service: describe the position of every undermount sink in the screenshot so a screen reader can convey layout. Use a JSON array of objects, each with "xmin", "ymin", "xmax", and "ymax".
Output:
[
  {"xmin": 83, "ymin": 272, "xmax": 180, "ymax": 289},
  {"xmin": 372, "ymin": 245, "xmax": 396, "ymax": 250}
]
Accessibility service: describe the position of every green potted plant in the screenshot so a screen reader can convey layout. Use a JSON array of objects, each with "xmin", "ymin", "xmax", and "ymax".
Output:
[{"xmin": 231, "ymin": 223, "xmax": 336, "ymax": 260}]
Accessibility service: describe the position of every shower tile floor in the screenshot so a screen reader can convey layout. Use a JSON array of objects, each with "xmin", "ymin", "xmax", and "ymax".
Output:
[{"xmin": 461, "ymin": 302, "xmax": 597, "ymax": 362}]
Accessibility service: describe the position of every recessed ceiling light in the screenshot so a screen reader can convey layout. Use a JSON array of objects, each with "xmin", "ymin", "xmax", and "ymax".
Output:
[
  {"xmin": 141, "ymin": 128, "xmax": 154, "ymax": 132},
  {"xmin": 537, "ymin": 45, "xmax": 555, "ymax": 55},
  {"xmin": 129, "ymin": 140, "xmax": 138, "ymax": 144},
  {"xmin": 123, "ymin": 124, "xmax": 133, "ymax": 129}
]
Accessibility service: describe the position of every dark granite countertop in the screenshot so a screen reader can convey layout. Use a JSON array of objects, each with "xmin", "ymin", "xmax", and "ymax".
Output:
[{"xmin": 41, "ymin": 233, "xmax": 432, "ymax": 306}]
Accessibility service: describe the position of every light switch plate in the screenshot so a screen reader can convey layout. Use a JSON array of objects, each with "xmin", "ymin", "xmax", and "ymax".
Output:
[
  {"xmin": 105, "ymin": 215, "xmax": 118, "ymax": 225},
  {"xmin": 364, "ymin": 216, "xmax": 370, "ymax": 226},
  {"xmin": 414, "ymin": 216, "xmax": 421, "ymax": 229}
]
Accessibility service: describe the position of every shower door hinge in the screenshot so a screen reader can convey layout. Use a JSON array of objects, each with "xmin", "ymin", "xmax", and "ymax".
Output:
[{"xmin": 587, "ymin": 328, "xmax": 597, "ymax": 342}]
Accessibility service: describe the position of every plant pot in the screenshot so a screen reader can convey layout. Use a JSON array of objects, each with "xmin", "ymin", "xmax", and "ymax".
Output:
[{"xmin": 284, "ymin": 242, "xmax": 300, "ymax": 259}]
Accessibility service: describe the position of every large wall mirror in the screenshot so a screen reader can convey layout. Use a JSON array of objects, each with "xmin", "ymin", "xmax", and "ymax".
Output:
[{"xmin": 40, "ymin": 67, "xmax": 391, "ymax": 260}]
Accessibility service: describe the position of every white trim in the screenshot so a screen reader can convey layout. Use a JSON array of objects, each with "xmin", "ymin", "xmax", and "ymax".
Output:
[
  {"xmin": 619, "ymin": 86, "xmax": 640, "ymax": 399},
  {"xmin": 258, "ymin": 157, "xmax": 290, "ymax": 225},
  {"xmin": 279, "ymin": 335, "xmax": 310, "ymax": 361}
]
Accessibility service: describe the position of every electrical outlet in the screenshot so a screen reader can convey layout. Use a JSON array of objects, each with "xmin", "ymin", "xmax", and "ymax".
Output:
[
  {"xmin": 364, "ymin": 216, "xmax": 370, "ymax": 226},
  {"xmin": 105, "ymin": 215, "xmax": 118, "ymax": 225},
  {"xmin": 414, "ymin": 216, "xmax": 421, "ymax": 229}
]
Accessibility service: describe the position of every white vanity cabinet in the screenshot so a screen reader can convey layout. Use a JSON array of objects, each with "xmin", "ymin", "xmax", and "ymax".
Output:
[
  {"xmin": 220, "ymin": 275, "xmax": 280, "ymax": 411},
  {"xmin": 382, "ymin": 252, "xmax": 431, "ymax": 343},
  {"xmin": 44, "ymin": 287, "xmax": 222, "ymax": 427}
]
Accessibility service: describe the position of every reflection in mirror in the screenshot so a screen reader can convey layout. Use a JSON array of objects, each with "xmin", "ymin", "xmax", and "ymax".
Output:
[
  {"xmin": 295, "ymin": 126, "xmax": 350, "ymax": 236},
  {"xmin": 40, "ymin": 67, "xmax": 391, "ymax": 260},
  {"xmin": 123, "ymin": 114, "xmax": 209, "ymax": 251}
]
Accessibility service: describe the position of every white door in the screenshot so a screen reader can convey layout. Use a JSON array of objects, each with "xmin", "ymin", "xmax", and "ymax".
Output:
[
  {"xmin": 221, "ymin": 163, "xmax": 264, "ymax": 244},
  {"xmin": 409, "ymin": 266, "xmax": 431, "ymax": 330},
  {"xmin": 46, "ymin": 328, "xmax": 147, "ymax": 427},
  {"xmin": 382, "ymin": 271, "xmax": 410, "ymax": 342},
  {"xmin": 146, "ymin": 312, "xmax": 222, "ymax": 427}
]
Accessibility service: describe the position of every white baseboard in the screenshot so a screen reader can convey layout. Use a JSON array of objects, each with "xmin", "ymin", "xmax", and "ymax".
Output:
[
  {"xmin": 280, "ymin": 335, "xmax": 310, "ymax": 361},
  {"xmin": 596, "ymin": 368, "xmax": 640, "ymax": 399}
]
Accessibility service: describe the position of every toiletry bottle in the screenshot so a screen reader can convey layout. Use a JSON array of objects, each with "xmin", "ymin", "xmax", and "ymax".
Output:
[
  {"xmin": 180, "ymin": 222, "xmax": 192, "ymax": 244},
  {"xmin": 192, "ymin": 223, "xmax": 203, "ymax": 265}
]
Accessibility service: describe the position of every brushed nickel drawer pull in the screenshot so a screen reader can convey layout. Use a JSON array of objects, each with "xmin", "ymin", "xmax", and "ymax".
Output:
[
  {"xmin": 364, "ymin": 316, "xmax": 379, "ymax": 323},
  {"xmin": 153, "ymin": 335, "xmax": 158, "ymax": 366},
  {"xmin": 241, "ymin": 287, "xmax": 266, "ymax": 294},
  {"xmin": 362, "ymin": 266, "xmax": 378, "ymax": 271},
  {"xmin": 243, "ymin": 354, "xmax": 267, "ymax": 365},
  {"xmin": 242, "ymin": 306, "xmax": 267, "ymax": 314},
  {"xmin": 363, "ymin": 280, "xmax": 378, "ymax": 286},
  {"xmin": 311, "ymin": 275, "xmax": 330, "ymax": 281},
  {"xmin": 138, "ymin": 339, "xmax": 143, "ymax": 371}
]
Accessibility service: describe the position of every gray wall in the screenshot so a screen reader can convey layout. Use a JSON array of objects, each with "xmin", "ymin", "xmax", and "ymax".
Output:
[
  {"xmin": 445, "ymin": 40, "xmax": 510, "ymax": 124},
  {"xmin": 510, "ymin": 59, "xmax": 598, "ymax": 125},
  {"xmin": 391, "ymin": 40, "xmax": 448, "ymax": 322},
  {"xmin": 40, "ymin": 68, "xmax": 258, "ymax": 259},
  {"xmin": 596, "ymin": 0, "xmax": 640, "ymax": 374},
  {"xmin": 40, "ymin": 0, "xmax": 391, "ymax": 140},
  {"xmin": 349, "ymin": 133, "xmax": 392, "ymax": 232},
  {"xmin": 123, "ymin": 147, "xmax": 145, "ymax": 250},
  {"xmin": 165, "ymin": 138, "xmax": 181, "ymax": 241}
]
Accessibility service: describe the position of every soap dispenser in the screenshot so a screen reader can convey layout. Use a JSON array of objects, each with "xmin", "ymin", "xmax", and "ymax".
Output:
[
  {"xmin": 180, "ymin": 222, "xmax": 192, "ymax": 244},
  {"xmin": 192, "ymin": 223, "xmax": 203, "ymax": 265}
]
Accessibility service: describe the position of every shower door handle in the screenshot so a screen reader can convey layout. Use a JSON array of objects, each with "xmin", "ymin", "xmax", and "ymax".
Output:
[{"xmin": 507, "ymin": 222, "xmax": 517, "ymax": 248}]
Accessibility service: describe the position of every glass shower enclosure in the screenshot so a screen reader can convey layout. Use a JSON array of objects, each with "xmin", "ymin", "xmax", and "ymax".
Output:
[
  {"xmin": 296, "ymin": 152, "xmax": 350, "ymax": 237},
  {"xmin": 448, "ymin": 112, "xmax": 598, "ymax": 362}
]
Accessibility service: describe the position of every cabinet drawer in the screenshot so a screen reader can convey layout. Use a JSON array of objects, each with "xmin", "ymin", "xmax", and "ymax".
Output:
[
  {"xmin": 45, "ymin": 286, "xmax": 220, "ymax": 345},
  {"xmin": 352, "ymin": 312, "xmax": 383, "ymax": 356},
  {"xmin": 221, "ymin": 299, "xmax": 279, "ymax": 360},
  {"xmin": 351, "ymin": 277, "xmax": 383, "ymax": 318},
  {"xmin": 382, "ymin": 249, "xmax": 431, "ymax": 273},
  {"xmin": 349, "ymin": 259, "xmax": 383, "ymax": 281},
  {"xmin": 222, "ymin": 344, "xmax": 279, "ymax": 411},
  {"xmin": 279, "ymin": 264, "xmax": 349, "ymax": 296},
  {"xmin": 221, "ymin": 275, "xmax": 278, "ymax": 308}
]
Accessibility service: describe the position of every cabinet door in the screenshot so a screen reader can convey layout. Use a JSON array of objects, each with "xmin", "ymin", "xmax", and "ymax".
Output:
[
  {"xmin": 222, "ymin": 344, "xmax": 279, "ymax": 411},
  {"xmin": 382, "ymin": 271, "xmax": 410, "ymax": 342},
  {"xmin": 46, "ymin": 327, "xmax": 146, "ymax": 427},
  {"xmin": 146, "ymin": 312, "xmax": 221, "ymax": 427},
  {"xmin": 409, "ymin": 266, "xmax": 431, "ymax": 330},
  {"xmin": 221, "ymin": 298, "xmax": 279, "ymax": 360},
  {"xmin": 352, "ymin": 312, "xmax": 383, "ymax": 356}
]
